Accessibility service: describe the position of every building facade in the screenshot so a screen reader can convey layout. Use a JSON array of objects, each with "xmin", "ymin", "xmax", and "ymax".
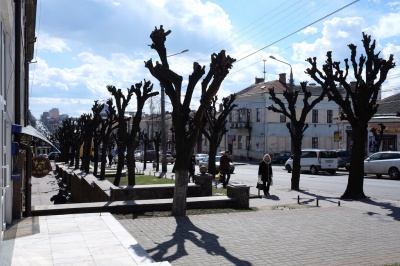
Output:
[
  {"xmin": 1, "ymin": 0, "xmax": 37, "ymax": 246},
  {"xmin": 199, "ymin": 74, "xmax": 341, "ymax": 161}
]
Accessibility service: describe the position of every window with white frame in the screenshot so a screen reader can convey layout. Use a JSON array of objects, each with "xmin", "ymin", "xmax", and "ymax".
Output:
[
  {"xmin": 312, "ymin": 110, "xmax": 318, "ymax": 123},
  {"xmin": 327, "ymin": 110, "xmax": 333, "ymax": 123}
]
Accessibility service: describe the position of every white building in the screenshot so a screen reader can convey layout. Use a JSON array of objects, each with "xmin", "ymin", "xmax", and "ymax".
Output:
[{"xmin": 200, "ymin": 74, "xmax": 341, "ymax": 161}]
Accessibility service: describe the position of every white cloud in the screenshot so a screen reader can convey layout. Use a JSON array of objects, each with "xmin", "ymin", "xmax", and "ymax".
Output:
[
  {"xmin": 37, "ymin": 33, "xmax": 70, "ymax": 53},
  {"xmin": 372, "ymin": 13, "xmax": 400, "ymax": 39},
  {"xmin": 387, "ymin": 1, "xmax": 400, "ymax": 11},
  {"xmin": 299, "ymin": 27, "xmax": 318, "ymax": 35},
  {"xmin": 292, "ymin": 17, "xmax": 366, "ymax": 64}
]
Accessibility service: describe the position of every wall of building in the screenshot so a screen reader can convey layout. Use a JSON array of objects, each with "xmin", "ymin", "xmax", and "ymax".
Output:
[{"xmin": 204, "ymin": 91, "xmax": 341, "ymax": 161}]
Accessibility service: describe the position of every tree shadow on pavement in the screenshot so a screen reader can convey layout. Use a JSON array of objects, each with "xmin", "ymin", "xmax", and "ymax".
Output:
[
  {"xmin": 354, "ymin": 198, "xmax": 400, "ymax": 222},
  {"xmin": 295, "ymin": 190, "xmax": 400, "ymax": 222},
  {"xmin": 145, "ymin": 216, "xmax": 252, "ymax": 265}
]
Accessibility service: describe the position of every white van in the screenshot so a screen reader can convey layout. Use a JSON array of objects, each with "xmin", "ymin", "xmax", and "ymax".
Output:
[{"xmin": 285, "ymin": 149, "xmax": 338, "ymax": 175}]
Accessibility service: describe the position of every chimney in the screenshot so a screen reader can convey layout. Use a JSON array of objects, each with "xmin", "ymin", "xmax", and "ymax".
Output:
[
  {"xmin": 255, "ymin": 77, "xmax": 265, "ymax": 84},
  {"xmin": 279, "ymin": 73, "xmax": 286, "ymax": 84}
]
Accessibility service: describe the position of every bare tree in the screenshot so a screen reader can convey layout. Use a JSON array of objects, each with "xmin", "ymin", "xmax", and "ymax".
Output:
[
  {"xmin": 202, "ymin": 95, "xmax": 237, "ymax": 177},
  {"xmin": 145, "ymin": 25, "xmax": 235, "ymax": 216},
  {"xmin": 107, "ymin": 85, "xmax": 134, "ymax": 186},
  {"xmin": 80, "ymin": 113, "xmax": 95, "ymax": 173},
  {"xmin": 268, "ymin": 82, "xmax": 326, "ymax": 190},
  {"xmin": 305, "ymin": 32, "xmax": 395, "ymax": 199}
]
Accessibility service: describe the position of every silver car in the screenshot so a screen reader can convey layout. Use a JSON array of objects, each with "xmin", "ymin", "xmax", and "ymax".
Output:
[{"xmin": 364, "ymin": 151, "xmax": 400, "ymax": 179}]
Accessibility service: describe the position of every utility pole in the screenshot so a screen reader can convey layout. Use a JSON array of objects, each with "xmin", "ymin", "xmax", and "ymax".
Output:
[
  {"xmin": 161, "ymin": 49, "xmax": 189, "ymax": 173},
  {"xmin": 161, "ymin": 84, "xmax": 167, "ymax": 172},
  {"xmin": 263, "ymin": 59, "xmax": 266, "ymax": 81},
  {"xmin": 270, "ymin": 55, "xmax": 295, "ymax": 152}
]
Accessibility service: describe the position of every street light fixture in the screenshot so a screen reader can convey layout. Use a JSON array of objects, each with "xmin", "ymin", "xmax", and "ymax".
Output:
[
  {"xmin": 270, "ymin": 55, "xmax": 296, "ymax": 153},
  {"xmin": 269, "ymin": 56, "xmax": 294, "ymax": 92},
  {"xmin": 161, "ymin": 49, "xmax": 189, "ymax": 173}
]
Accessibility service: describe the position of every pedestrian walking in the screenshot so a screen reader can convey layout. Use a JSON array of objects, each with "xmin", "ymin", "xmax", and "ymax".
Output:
[
  {"xmin": 108, "ymin": 152, "xmax": 114, "ymax": 168},
  {"xmin": 258, "ymin": 153, "xmax": 273, "ymax": 197},
  {"xmin": 188, "ymin": 154, "xmax": 196, "ymax": 182},
  {"xmin": 220, "ymin": 151, "xmax": 232, "ymax": 188}
]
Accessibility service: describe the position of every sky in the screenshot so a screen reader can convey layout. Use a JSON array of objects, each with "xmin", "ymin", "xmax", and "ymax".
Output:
[{"xmin": 29, "ymin": 0, "xmax": 400, "ymax": 119}]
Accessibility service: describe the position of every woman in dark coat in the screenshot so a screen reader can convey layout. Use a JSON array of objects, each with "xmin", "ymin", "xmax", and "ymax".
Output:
[{"xmin": 258, "ymin": 154, "xmax": 273, "ymax": 197}]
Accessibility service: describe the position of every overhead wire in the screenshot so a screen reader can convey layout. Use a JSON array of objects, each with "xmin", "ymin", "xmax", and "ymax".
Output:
[{"xmin": 235, "ymin": 0, "xmax": 360, "ymax": 63}]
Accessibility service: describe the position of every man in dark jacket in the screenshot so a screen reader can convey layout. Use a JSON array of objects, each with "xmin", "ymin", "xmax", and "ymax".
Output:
[{"xmin": 220, "ymin": 151, "xmax": 232, "ymax": 188}]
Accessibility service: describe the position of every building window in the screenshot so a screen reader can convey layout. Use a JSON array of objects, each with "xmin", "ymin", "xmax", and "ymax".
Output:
[
  {"xmin": 280, "ymin": 114, "xmax": 286, "ymax": 123},
  {"xmin": 238, "ymin": 135, "xmax": 242, "ymax": 149},
  {"xmin": 327, "ymin": 110, "xmax": 333, "ymax": 124},
  {"xmin": 238, "ymin": 110, "xmax": 243, "ymax": 122},
  {"xmin": 312, "ymin": 137, "xmax": 318, "ymax": 148},
  {"xmin": 246, "ymin": 109, "xmax": 251, "ymax": 122},
  {"xmin": 312, "ymin": 110, "xmax": 318, "ymax": 123},
  {"xmin": 256, "ymin": 108, "xmax": 261, "ymax": 122}
]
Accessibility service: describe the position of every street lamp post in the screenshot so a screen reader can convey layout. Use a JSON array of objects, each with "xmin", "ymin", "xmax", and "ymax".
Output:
[
  {"xmin": 270, "ymin": 55, "xmax": 295, "ymax": 153},
  {"xmin": 161, "ymin": 49, "xmax": 189, "ymax": 173},
  {"xmin": 269, "ymin": 56, "xmax": 294, "ymax": 92}
]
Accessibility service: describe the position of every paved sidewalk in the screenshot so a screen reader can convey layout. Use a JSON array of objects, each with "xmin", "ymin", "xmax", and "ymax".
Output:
[
  {"xmin": 119, "ymin": 185, "xmax": 400, "ymax": 266},
  {"xmin": 2, "ymin": 164, "xmax": 400, "ymax": 265}
]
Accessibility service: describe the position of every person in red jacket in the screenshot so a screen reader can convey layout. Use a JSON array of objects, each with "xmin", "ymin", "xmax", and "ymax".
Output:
[{"xmin": 220, "ymin": 151, "xmax": 232, "ymax": 188}]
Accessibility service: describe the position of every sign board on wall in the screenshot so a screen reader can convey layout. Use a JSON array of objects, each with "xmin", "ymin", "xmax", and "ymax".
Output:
[{"xmin": 32, "ymin": 157, "xmax": 51, "ymax": 178}]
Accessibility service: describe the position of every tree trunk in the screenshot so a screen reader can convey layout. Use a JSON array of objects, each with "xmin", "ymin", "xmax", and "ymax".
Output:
[
  {"xmin": 341, "ymin": 123, "xmax": 368, "ymax": 199},
  {"xmin": 82, "ymin": 136, "xmax": 92, "ymax": 173},
  {"xmin": 92, "ymin": 141, "xmax": 100, "ymax": 176},
  {"xmin": 172, "ymin": 168, "xmax": 189, "ymax": 216},
  {"xmin": 127, "ymin": 141, "xmax": 136, "ymax": 186},
  {"xmin": 291, "ymin": 132, "xmax": 303, "ymax": 190},
  {"xmin": 114, "ymin": 145, "xmax": 126, "ymax": 186},
  {"xmin": 208, "ymin": 137, "xmax": 219, "ymax": 176},
  {"xmin": 99, "ymin": 142, "xmax": 109, "ymax": 180}
]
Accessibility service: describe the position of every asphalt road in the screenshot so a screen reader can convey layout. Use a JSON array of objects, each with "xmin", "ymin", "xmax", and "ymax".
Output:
[
  {"xmin": 134, "ymin": 161, "xmax": 400, "ymax": 201},
  {"xmin": 233, "ymin": 163, "xmax": 400, "ymax": 201}
]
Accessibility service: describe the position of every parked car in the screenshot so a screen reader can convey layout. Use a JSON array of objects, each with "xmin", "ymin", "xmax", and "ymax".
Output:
[
  {"xmin": 272, "ymin": 151, "xmax": 291, "ymax": 164},
  {"xmin": 285, "ymin": 149, "xmax": 338, "ymax": 175},
  {"xmin": 37, "ymin": 152, "xmax": 60, "ymax": 161},
  {"xmin": 159, "ymin": 154, "xmax": 175, "ymax": 164},
  {"xmin": 336, "ymin": 150, "xmax": 351, "ymax": 170},
  {"xmin": 195, "ymin": 154, "xmax": 208, "ymax": 165},
  {"xmin": 364, "ymin": 151, "xmax": 400, "ymax": 179},
  {"xmin": 134, "ymin": 150, "xmax": 141, "ymax": 161},
  {"xmin": 47, "ymin": 152, "xmax": 61, "ymax": 160},
  {"xmin": 139, "ymin": 150, "xmax": 157, "ymax": 162},
  {"xmin": 199, "ymin": 155, "xmax": 235, "ymax": 174}
]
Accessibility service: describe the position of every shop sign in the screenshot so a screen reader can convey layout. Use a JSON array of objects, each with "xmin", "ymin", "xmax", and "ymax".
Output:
[{"xmin": 32, "ymin": 157, "xmax": 52, "ymax": 178}]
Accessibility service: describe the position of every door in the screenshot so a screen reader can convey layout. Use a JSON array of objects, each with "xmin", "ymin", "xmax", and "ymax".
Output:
[{"xmin": 382, "ymin": 136, "xmax": 397, "ymax": 151}]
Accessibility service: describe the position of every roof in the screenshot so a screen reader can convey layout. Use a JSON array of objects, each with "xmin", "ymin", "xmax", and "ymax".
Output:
[
  {"xmin": 236, "ymin": 80, "xmax": 325, "ymax": 98},
  {"xmin": 375, "ymin": 93, "xmax": 400, "ymax": 116}
]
